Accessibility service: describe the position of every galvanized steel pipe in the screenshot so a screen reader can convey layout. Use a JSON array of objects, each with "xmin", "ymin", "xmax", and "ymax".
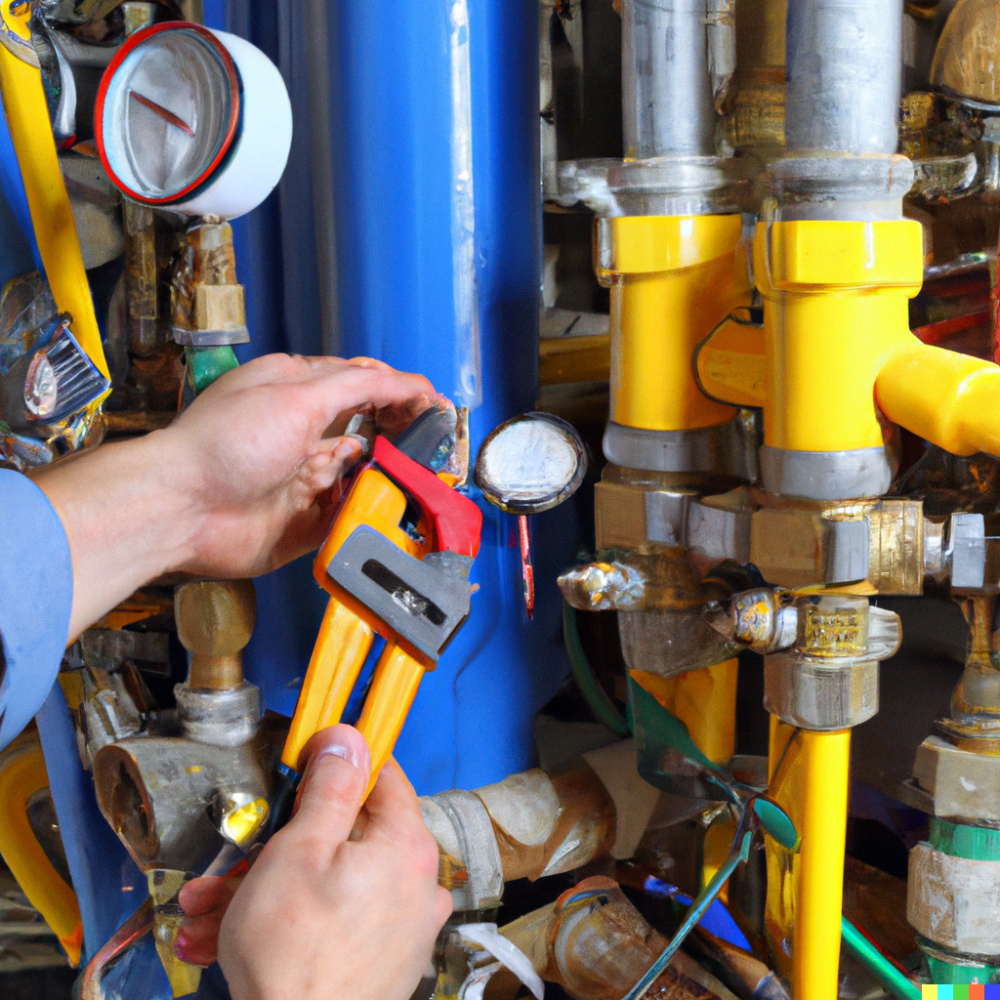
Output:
[
  {"xmin": 621, "ymin": 0, "xmax": 717, "ymax": 158},
  {"xmin": 785, "ymin": 0, "xmax": 903, "ymax": 156}
]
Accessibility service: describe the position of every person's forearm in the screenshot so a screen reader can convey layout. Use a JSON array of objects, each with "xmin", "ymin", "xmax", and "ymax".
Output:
[{"xmin": 32, "ymin": 430, "xmax": 200, "ymax": 642}]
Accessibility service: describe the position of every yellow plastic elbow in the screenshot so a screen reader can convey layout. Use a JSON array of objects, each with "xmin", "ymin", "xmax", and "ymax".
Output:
[
  {"xmin": 0, "ymin": 739, "xmax": 82, "ymax": 966},
  {"xmin": 876, "ymin": 341, "xmax": 1000, "ymax": 458}
]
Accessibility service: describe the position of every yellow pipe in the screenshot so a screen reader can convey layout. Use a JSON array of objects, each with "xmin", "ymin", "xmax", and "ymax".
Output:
[
  {"xmin": 0, "ymin": 0, "xmax": 108, "ymax": 379},
  {"xmin": 753, "ymin": 220, "xmax": 923, "ymax": 452},
  {"xmin": 0, "ymin": 739, "xmax": 83, "ymax": 966},
  {"xmin": 598, "ymin": 214, "xmax": 750, "ymax": 432},
  {"xmin": 876, "ymin": 340, "xmax": 1000, "ymax": 458},
  {"xmin": 766, "ymin": 720, "xmax": 851, "ymax": 1000},
  {"xmin": 629, "ymin": 658, "xmax": 739, "ymax": 765}
]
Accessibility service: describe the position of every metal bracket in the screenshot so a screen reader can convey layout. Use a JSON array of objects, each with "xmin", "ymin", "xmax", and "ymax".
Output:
[{"xmin": 327, "ymin": 526, "xmax": 471, "ymax": 661}]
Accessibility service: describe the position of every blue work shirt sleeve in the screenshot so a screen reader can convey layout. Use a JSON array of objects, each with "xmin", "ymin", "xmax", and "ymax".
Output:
[{"xmin": 0, "ymin": 469, "xmax": 73, "ymax": 751}]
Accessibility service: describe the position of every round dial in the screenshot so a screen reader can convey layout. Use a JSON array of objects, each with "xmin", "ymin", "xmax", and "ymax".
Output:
[{"xmin": 96, "ymin": 23, "xmax": 240, "ymax": 205}]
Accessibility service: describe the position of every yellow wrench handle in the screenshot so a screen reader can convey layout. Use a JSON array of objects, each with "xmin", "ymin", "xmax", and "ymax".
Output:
[
  {"xmin": 356, "ymin": 642, "xmax": 426, "ymax": 797},
  {"xmin": 281, "ymin": 596, "xmax": 375, "ymax": 771}
]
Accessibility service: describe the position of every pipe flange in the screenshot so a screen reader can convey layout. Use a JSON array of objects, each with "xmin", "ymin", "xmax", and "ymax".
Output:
[
  {"xmin": 764, "ymin": 155, "xmax": 915, "ymax": 221},
  {"xmin": 604, "ymin": 418, "xmax": 757, "ymax": 480},
  {"xmin": 759, "ymin": 444, "xmax": 895, "ymax": 502},
  {"xmin": 764, "ymin": 652, "xmax": 878, "ymax": 730},
  {"xmin": 555, "ymin": 155, "xmax": 744, "ymax": 218}
]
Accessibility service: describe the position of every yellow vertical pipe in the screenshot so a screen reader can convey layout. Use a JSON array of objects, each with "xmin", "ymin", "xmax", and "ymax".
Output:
[
  {"xmin": 0, "ymin": 1, "xmax": 108, "ymax": 378},
  {"xmin": 630, "ymin": 658, "xmax": 739, "ymax": 764},
  {"xmin": 598, "ymin": 214, "xmax": 749, "ymax": 433},
  {"xmin": 767, "ymin": 719, "xmax": 851, "ymax": 1000},
  {"xmin": 752, "ymin": 220, "xmax": 923, "ymax": 452}
]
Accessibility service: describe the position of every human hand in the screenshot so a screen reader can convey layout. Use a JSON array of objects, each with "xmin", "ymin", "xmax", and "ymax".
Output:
[
  {"xmin": 33, "ymin": 353, "xmax": 446, "ymax": 639},
  {"xmin": 178, "ymin": 725, "xmax": 451, "ymax": 1000},
  {"xmin": 165, "ymin": 353, "xmax": 445, "ymax": 578}
]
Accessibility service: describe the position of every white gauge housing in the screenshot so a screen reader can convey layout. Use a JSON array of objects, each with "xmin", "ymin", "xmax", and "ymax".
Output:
[{"xmin": 96, "ymin": 22, "xmax": 292, "ymax": 219}]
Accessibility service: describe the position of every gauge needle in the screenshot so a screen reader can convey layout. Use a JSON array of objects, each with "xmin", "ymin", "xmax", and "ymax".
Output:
[{"xmin": 129, "ymin": 90, "xmax": 195, "ymax": 137}]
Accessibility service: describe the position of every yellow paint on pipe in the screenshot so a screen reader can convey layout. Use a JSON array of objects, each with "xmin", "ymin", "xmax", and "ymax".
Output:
[
  {"xmin": 629, "ymin": 658, "xmax": 739, "ymax": 764},
  {"xmin": 0, "ymin": 1, "xmax": 108, "ymax": 379},
  {"xmin": 876, "ymin": 340, "xmax": 1000, "ymax": 458},
  {"xmin": 766, "ymin": 720, "xmax": 850, "ymax": 1000},
  {"xmin": 754, "ymin": 220, "xmax": 923, "ymax": 452},
  {"xmin": 0, "ymin": 740, "xmax": 82, "ymax": 966},
  {"xmin": 598, "ymin": 214, "xmax": 750, "ymax": 432}
]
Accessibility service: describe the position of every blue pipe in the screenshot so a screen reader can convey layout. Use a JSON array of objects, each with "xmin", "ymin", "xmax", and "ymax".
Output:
[{"xmin": 218, "ymin": 0, "xmax": 578, "ymax": 793}]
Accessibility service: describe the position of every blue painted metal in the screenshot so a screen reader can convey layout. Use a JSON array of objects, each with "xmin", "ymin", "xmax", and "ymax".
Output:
[
  {"xmin": 35, "ymin": 686, "xmax": 147, "ymax": 966},
  {"xmin": 213, "ymin": 0, "xmax": 578, "ymax": 794}
]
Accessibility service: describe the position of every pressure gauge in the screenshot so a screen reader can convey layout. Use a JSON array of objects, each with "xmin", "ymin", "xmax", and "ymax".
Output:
[{"xmin": 95, "ymin": 22, "xmax": 292, "ymax": 219}]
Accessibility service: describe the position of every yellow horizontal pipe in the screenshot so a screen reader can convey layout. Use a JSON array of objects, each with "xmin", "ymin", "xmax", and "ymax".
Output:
[
  {"xmin": 876, "ymin": 340, "xmax": 1000, "ymax": 458},
  {"xmin": 539, "ymin": 333, "xmax": 611, "ymax": 385}
]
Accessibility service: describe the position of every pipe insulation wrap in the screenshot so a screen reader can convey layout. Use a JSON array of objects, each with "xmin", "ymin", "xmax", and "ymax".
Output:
[
  {"xmin": 621, "ymin": 0, "xmax": 717, "ymax": 158},
  {"xmin": 786, "ymin": 0, "xmax": 903, "ymax": 156}
]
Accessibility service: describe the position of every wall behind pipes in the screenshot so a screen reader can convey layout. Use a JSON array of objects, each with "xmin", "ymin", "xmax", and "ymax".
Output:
[{"xmin": 203, "ymin": 0, "xmax": 581, "ymax": 794}]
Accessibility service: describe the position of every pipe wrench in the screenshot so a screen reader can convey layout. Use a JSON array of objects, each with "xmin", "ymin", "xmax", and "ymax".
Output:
[{"xmin": 281, "ymin": 409, "xmax": 482, "ymax": 796}]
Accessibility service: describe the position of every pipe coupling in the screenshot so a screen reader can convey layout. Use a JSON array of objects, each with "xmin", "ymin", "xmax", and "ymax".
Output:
[{"xmin": 763, "ymin": 596, "xmax": 900, "ymax": 729}]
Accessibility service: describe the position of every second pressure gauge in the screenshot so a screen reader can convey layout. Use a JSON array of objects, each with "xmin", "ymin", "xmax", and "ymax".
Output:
[{"xmin": 95, "ymin": 22, "xmax": 292, "ymax": 219}]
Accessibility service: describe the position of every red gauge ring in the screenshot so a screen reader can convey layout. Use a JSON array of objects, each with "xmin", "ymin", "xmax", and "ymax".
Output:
[{"xmin": 94, "ymin": 20, "xmax": 241, "ymax": 206}]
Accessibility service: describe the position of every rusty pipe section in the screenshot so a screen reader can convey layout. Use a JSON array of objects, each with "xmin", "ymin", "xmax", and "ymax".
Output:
[
  {"xmin": 421, "ymin": 765, "xmax": 616, "ymax": 912},
  {"xmin": 498, "ymin": 876, "xmax": 741, "ymax": 1000}
]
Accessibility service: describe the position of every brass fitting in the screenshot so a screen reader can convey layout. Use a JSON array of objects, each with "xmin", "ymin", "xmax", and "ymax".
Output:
[{"xmin": 170, "ymin": 220, "xmax": 249, "ymax": 346}]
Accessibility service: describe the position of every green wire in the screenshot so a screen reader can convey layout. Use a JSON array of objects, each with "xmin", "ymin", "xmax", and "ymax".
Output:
[
  {"xmin": 562, "ymin": 601, "xmax": 631, "ymax": 738},
  {"xmin": 841, "ymin": 916, "xmax": 921, "ymax": 1000}
]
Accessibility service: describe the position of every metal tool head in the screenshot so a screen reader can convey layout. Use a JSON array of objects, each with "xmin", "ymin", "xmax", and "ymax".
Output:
[{"xmin": 475, "ymin": 412, "xmax": 588, "ymax": 515}]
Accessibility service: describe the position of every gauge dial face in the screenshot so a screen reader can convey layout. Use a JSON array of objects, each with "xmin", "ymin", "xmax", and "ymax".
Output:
[{"xmin": 96, "ymin": 23, "xmax": 240, "ymax": 205}]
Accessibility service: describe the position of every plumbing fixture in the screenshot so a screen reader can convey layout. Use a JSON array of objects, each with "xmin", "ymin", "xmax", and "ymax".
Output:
[{"xmin": 90, "ymin": 579, "xmax": 285, "ymax": 996}]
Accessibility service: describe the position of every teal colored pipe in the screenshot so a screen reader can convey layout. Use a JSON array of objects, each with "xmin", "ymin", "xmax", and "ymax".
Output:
[{"xmin": 841, "ymin": 916, "xmax": 921, "ymax": 1000}]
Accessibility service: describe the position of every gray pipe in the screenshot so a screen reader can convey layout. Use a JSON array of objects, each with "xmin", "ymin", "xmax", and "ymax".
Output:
[
  {"xmin": 786, "ymin": 0, "xmax": 903, "ymax": 156},
  {"xmin": 621, "ymin": 0, "xmax": 717, "ymax": 159}
]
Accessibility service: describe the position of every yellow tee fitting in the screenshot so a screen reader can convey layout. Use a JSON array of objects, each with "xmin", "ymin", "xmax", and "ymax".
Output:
[
  {"xmin": 597, "ymin": 214, "xmax": 749, "ymax": 433},
  {"xmin": 753, "ymin": 219, "xmax": 923, "ymax": 453}
]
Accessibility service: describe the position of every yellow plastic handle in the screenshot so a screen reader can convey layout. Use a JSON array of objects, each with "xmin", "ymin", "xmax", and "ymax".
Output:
[
  {"xmin": 356, "ymin": 642, "xmax": 427, "ymax": 797},
  {"xmin": 281, "ymin": 596, "xmax": 375, "ymax": 771},
  {"xmin": 0, "ymin": 738, "xmax": 83, "ymax": 966}
]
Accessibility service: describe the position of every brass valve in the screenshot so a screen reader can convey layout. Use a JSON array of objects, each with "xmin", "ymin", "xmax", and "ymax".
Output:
[{"xmin": 175, "ymin": 579, "xmax": 256, "ymax": 691}]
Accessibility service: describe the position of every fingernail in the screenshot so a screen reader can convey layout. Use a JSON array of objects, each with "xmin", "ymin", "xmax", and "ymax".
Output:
[
  {"xmin": 316, "ymin": 743, "xmax": 367, "ymax": 772},
  {"xmin": 174, "ymin": 934, "xmax": 189, "ymax": 956}
]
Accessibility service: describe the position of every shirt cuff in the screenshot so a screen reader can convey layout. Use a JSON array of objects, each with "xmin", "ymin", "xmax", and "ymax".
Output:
[{"xmin": 0, "ymin": 469, "xmax": 73, "ymax": 750}]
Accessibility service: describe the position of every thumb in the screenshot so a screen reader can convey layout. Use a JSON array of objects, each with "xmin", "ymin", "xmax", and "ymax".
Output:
[{"xmin": 285, "ymin": 725, "xmax": 372, "ymax": 863}]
